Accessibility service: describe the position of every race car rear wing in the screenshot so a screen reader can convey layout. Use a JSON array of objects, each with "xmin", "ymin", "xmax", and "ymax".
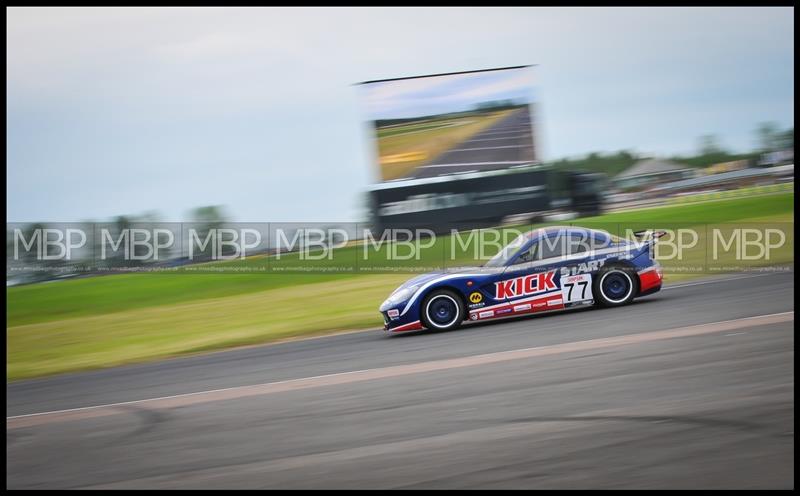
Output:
[
  {"xmin": 629, "ymin": 229, "xmax": 667, "ymax": 257},
  {"xmin": 632, "ymin": 229, "xmax": 667, "ymax": 242}
]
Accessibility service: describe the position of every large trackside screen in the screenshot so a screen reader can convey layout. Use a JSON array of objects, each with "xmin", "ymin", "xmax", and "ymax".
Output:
[{"xmin": 358, "ymin": 66, "xmax": 539, "ymax": 183}]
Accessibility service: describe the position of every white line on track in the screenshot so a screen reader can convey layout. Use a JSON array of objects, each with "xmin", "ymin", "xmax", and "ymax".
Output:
[
  {"xmin": 449, "ymin": 145, "xmax": 532, "ymax": 152},
  {"xmin": 380, "ymin": 120, "xmax": 472, "ymax": 138},
  {"xmin": 473, "ymin": 130, "xmax": 532, "ymax": 137},
  {"xmin": 464, "ymin": 136, "xmax": 530, "ymax": 143},
  {"xmin": 440, "ymin": 170, "xmax": 478, "ymax": 176},
  {"xmin": 7, "ymin": 310, "xmax": 793, "ymax": 429},
  {"xmin": 419, "ymin": 161, "xmax": 530, "ymax": 168}
]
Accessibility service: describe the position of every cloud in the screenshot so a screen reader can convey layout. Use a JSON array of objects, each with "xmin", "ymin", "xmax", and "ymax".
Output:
[{"xmin": 6, "ymin": 7, "xmax": 794, "ymax": 223}]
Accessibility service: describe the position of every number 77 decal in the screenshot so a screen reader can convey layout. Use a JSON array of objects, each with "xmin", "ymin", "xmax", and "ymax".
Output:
[{"xmin": 560, "ymin": 274, "xmax": 593, "ymax": 303}]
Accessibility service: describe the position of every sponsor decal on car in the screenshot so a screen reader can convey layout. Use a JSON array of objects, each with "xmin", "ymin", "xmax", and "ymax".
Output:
[
  {"xmin": 559, "ymin": 259, "xmax": 606, "ymax": 277},
  {"xmin": 494, "ymin": 271, "xmax": 558, "ymax": 299},
  {"xmin": 496, "ymin": 308, "xmax": 512, "ymax": 315},
  {"xmin": 478, "ymin": 310, "xmax": 494, "ymax": 319},
  {"xmin": 469, "ymin": 292, "xmax": 483, "ymax": 304},
  {"xmin": 513, "ymin": 303, "xmax": 532, "ymax": 312},
  {"xmin": 387, "ymin": 309, "xmax": 400, "ymax": 319}
]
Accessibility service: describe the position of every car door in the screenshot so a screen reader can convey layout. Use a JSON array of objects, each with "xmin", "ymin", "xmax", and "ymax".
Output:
[
  {"xmin": 552, "ymin": 232, "xmax": 595, "ymax": 307},
  {"xmin": 495, "ymin": 236, "xmax": 561, "ymax": 313},
  {"xmin": 499, "ymin": 231, "xmax": 595, "ymax": 309}
]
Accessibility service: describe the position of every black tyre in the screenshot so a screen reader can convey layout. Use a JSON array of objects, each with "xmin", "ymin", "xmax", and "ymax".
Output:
[
  {"xmin": 420, "ymin": 289, "xmax": 465, "ymax": 331},
  {"xmin": 594, "ymin": 265, "xmax": 638, "ymax": 307}
]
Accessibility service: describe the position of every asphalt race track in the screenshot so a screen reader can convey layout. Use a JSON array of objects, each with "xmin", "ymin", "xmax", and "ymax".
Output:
[
  {"xmin": 6, "ymin": 271, "xmax": 795, "ymax": 489},
  {"xmin": 409, "ymin": 107, "xmax": 536, "ymax": 179}
]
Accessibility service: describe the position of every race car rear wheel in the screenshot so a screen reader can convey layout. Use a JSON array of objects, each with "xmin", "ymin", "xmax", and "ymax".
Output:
[
  {"xmin": 421, "ymin": 290, "xmax": 465, "ymax": 331},
  {"xmin": 594, "ymin": 265, "xmax": 638, "ymax": 307}
]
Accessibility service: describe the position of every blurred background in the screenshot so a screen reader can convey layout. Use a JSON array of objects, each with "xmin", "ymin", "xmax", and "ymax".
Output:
[
  {"xmin": 6, "ymin": 5, "xmax": 795, "ymax": 379},
  {"xmin": 6, "ymin": 7, "xmax": 793, "ymax": 224},
  {"xmin": 7, "ymin": 8, "xmax": 794, "ymax": 281},
  {"xmin": 6, "ymin": 7, "xmax": 795, "ymax": 489}
]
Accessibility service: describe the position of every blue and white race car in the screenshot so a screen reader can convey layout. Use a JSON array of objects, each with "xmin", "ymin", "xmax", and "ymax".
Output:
[{"xmin": 379, "ymin": 226, "xmax": 664, "ymax": 332}]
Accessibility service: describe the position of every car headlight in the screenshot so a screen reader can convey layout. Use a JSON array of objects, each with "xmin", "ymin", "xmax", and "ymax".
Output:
[{"xmin": 381, "ymin": 284, "xmax": 420, "ymax": 310}]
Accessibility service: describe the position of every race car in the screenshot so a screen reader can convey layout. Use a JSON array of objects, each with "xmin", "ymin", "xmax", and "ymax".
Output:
[{"xmin": 379, "ymin": 226, "xmax": 664, "ymax": 332}]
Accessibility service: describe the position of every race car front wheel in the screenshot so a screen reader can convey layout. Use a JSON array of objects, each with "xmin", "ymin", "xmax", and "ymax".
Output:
[
  {"xmin": 594, "ymin": 265, "xmax": 638, "ymax": 307},
  {"xmin": 421, "ymin": 290, "xmax": 465, "ymax": 331}
]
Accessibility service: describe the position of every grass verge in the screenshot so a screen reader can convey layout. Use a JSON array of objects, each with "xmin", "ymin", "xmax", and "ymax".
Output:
[{"xmin": 7, "ymin": 193, "xmax": 793, "ymax": 381}]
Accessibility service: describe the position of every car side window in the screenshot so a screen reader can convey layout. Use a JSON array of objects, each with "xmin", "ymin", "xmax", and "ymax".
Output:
[
  {"xmin": 539, "ymin": 236, "xmax": 565, "ymax": 260},
  {"xmin": 512, "ymin": 243, "xmax": 538, "ymax": 265},
  {"xmin": 569, "ymin": 234, "xmax": 589, "ymax": 255}
]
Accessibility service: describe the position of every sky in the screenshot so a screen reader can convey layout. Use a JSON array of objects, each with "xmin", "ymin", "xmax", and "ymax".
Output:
[
  {"xmin": 361, "ymin": 66, "xmax": 535, "ymax": 120},
  {"xmin": 6, "ymin": 7, "xmax": 794, "ymax": 223}
]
